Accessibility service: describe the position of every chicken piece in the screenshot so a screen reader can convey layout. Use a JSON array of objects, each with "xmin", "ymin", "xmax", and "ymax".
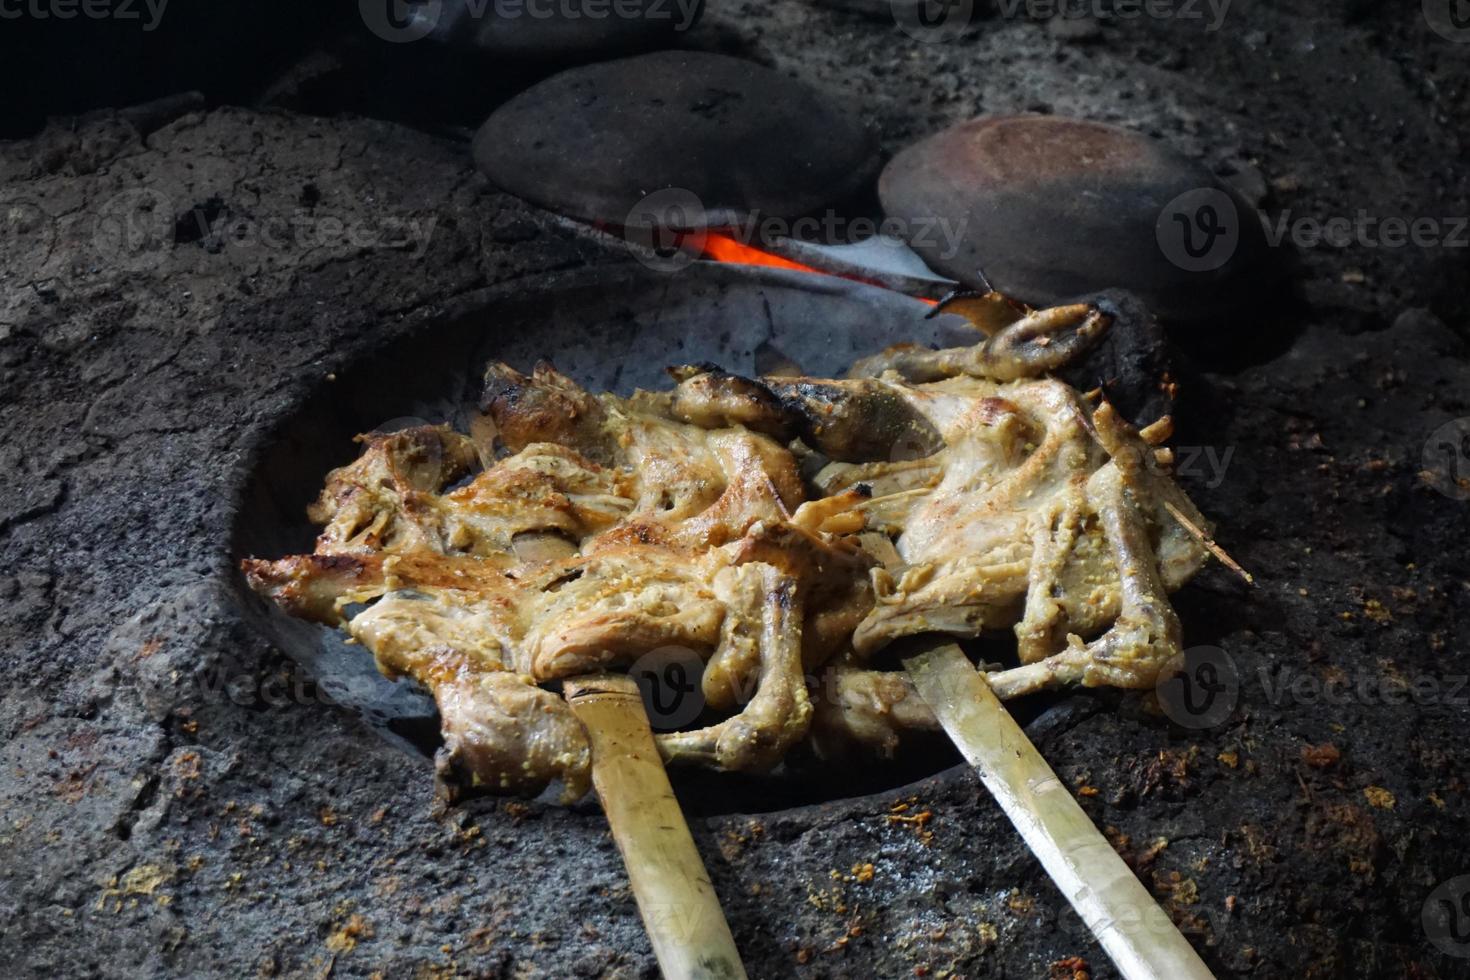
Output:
[
  {"xmin": 244, "ymin": 297, "xmax": 1210, "ymax": 780},
  {"xmin": 308, "ymin": 425, "xmax": 480, "ymax": 555},
  {"xmin": 479, "ymin": 363, "xmax": 874, "ymax": 768},
  {"xmin": 241, "ymin": 551, "xmax": 512, "ymax": 626},
  {"xmin": 810, "ymin": 392, "xmax": 1206, "ymax": 750},
  {"xmin": 245, "ymin": 364, "xmax": 873, "ymax": 796},
  {"xmin": 846, "ymin": 300, "xmax": 1112, "ymax": 383},
  {"xmin": 309, "ymin": 425, "xmax": 630, "ymax": 563},
  {"xmin": 795, "ymin": 376, "xmax": 1207, "ymax": 691},
  {"xmin": 668, "ymin": 307, "xmax": 1212, "ymax": 753},
  {"xmin": 665, "ymin": 364, "xmax": 795, "ymax": 443},
  {"xmin": 477, "ymin": 360, "xmax": 875, "ymax": 671},
  {"xmin": 482, "ymin": 361, "xmax": 807, "ymax": 549},
  {"xmin": 432, "ymin": 672, "xmax": 593, "ymax": 800},
  {"xmin": 664, "ymin": 305, "xmax": 1107, "ymax": 463},
  {"xmin": 656, "ymin": 562, "xmax": 809, "ymax": 771},
  {"xmin": 243, "ymin": 545, "xmax": 586, "ymax": 799},
  {"xmin": 808, "ymin": 662, "xmax": 940, "ymax": 759}
]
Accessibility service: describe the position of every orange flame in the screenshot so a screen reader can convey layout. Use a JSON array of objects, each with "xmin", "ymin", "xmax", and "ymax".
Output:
[
  {"xmin": 693, "ymin": 231, "xmax": 826, "ymax": 274},
  {"xmin": 691, "ymin": 230, "xmax": 936, "ymax": 305}
]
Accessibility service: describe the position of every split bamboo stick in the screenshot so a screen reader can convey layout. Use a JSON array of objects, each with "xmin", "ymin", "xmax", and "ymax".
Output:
[
  {"xmin": 903, "ymin": 642, "xmax": 1217, "ymax": 980},
  {"xmin": 564, "ymin": 674, "xmax": 747, "ymax": 980}
]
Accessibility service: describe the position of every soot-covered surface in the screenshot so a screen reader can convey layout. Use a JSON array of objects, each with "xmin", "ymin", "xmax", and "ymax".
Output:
[{"xmin": 2, "ymin": 3, "xmax": 1470, "ymax": 978}]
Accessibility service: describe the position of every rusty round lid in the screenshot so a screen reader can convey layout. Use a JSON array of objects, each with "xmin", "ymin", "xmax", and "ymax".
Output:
[
  {"xmin": 473, "ymin": 51, "xmax": 880, "ymax": 228},
  {"xmin": 879, "ymin": 115, "xmax": 1277, "ymax": 321}
]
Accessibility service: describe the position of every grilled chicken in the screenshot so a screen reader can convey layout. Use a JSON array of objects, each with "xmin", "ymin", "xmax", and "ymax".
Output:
[
  {"xmin": 668, "ymin": 303, "xmax": 1214, "ymax": 756},
  {"xmin": 243, "ymin": 299, "xmax": 1217, "ymax": 790},
  {"xmin": 245, "ymin": 367, "xmax": 872, "ymax": 799}
]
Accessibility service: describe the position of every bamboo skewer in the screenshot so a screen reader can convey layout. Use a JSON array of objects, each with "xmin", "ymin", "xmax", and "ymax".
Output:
[
  {"xmin": 903, "ymin": 642, "xmax": 1218, "ymax": 980},
  {"xmin": 564, "ymin": 674, "xmax": 748, "ymax": 980}
]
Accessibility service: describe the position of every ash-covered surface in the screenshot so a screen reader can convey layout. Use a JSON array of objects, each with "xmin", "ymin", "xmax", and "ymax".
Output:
[{"xmin": 2, "ymin": 2, "xmax": 1469, "ymax": 978}]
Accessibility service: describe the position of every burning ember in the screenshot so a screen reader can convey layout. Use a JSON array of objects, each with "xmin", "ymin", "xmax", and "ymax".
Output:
[
  {"xmin": 628, "ymin": 225, "xmax": 940, "ymax": 305},
  {"xmin": 695, "ymin": 230, "xmax": 823, "ymax": 274}
]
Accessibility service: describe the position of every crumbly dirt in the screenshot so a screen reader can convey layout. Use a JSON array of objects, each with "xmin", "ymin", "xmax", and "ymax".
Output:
[{"xmin": 2, "ymin": 2, "xmax": 1469, "ymax": 978}]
